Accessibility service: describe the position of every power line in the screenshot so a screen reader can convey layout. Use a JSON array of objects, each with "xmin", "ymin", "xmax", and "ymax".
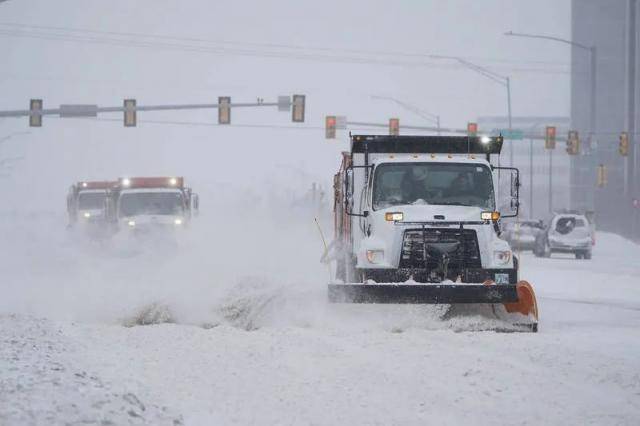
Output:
[
  {"xmin": 0, "ymin": 22, "xmax": 571, "ymax": 68},
  {"xmin": 0, "ymin": 24, "xmax": 572, "ymax": 75}
]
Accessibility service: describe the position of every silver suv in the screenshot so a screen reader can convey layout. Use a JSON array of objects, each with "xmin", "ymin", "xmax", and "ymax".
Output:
[{"xmin": 534, "ymin": 213, "xmax": 594, "ymax": 259}]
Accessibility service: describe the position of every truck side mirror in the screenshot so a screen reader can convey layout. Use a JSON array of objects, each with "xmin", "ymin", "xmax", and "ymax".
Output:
[
  {"xmin": 494, "ymin": 166, "xmax": 520, "ymax": 218},
  {"xmin": 345, "ymin": 167, "xmax": 354, "ymax": 198},
  {"xmin": 510, "ymin": 173, "xmax": 519, "ymax": 197}
]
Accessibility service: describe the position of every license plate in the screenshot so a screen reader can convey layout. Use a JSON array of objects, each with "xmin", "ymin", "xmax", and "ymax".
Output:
[{"xmin": 494, "ymin": 273, "xmax": 510, "ymax": 284}]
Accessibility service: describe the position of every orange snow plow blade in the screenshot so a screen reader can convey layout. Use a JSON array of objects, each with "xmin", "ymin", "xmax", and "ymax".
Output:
[{"xmin": 504, "ymin": 281, "xmax": 539, "ymax": 321}]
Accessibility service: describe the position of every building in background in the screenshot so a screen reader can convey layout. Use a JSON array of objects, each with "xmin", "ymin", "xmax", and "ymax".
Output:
[
  {"xmin": 571, "ymin": 0, "xmax": 639, "ymax": 238},
  {"xmin": 478, "ymin": 116, "xmax": 571, "ymax": 220}
]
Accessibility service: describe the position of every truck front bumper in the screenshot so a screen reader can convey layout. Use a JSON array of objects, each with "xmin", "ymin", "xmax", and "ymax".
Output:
[
  {"xmin": 359, "ymin": 267, "xmax": 518, "ymax": 285},
  {"xmin": 328, "ymin": 282, "xmax": 518, "ymax": 304}
]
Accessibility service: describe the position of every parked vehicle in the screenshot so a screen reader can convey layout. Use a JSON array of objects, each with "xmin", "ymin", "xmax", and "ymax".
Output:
[{"xmin": 534, "ymin": 213, "xmax": 594, "ymax": 259}]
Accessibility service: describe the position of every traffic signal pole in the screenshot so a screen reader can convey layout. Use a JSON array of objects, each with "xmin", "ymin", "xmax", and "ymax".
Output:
[
  {"xmin": 626, "ymin": 0, "xmax": 638, "ymax": 240},
  {"xmin": 0, "ymin": 96, "xmax": 300, "ymax": 126},
  {"xmin": 548, "ymin": 148, "xmax": 553, "ymax": 214}
]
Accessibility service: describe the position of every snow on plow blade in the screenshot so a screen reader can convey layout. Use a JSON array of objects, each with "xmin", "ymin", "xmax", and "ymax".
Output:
[
  {"xmin": 328, "ymin": 283, "xmax": 518, "ymax": 304},
  {"xmin": 328, "ymin": 281, "xmax": 539, "ymax": 332}
]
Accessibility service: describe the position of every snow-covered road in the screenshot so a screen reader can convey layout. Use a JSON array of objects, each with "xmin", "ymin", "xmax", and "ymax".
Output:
[{"xmin": 1, "ymin": 214, "xmax": 639, "ymax": 425}]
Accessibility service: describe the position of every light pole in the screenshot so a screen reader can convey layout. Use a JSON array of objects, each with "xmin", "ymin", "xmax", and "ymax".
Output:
[
  {"xmin": 505, "ymin": 31, "xmax": 597, "ymax": 212},
  {"xmin": 430, "ymin": 55, "xmax": 513, "ymax": 165},
  {"xmin": 370, "ymin": 95, "xmax": 441, "ymax": 134}
]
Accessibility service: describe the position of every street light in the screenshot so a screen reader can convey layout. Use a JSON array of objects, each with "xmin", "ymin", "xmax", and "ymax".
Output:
[
  {"xmin": 505, "ymin": 30, "xmax": 597, "ymax": 213},
  {"xmin": 504, "ymin": 31, "xmax": 596, "ymax": 141},
  {"xmin": 370, "ymin": 95, "xmax": 441, "ymax": 135},
  {"xmin": 429, "ymin": 55, "xmax": 513, "ymax": 165}
]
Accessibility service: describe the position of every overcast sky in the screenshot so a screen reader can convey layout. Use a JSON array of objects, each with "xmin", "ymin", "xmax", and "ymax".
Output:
[{"xmin": 0, "ymin": 0, "xmax": 571, "ymax": 210}]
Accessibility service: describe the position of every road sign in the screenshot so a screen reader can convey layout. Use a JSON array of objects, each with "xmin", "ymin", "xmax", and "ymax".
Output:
[
  {"xmin": 493, "ymin": 128, "xmax": 524, "ymax": 140},
  {"xmin": 277, "ymin": 96, "xmax": 291, "ymax": 112},
  {"xmin": 59, "ymin": 104, "xmax": 98, "ymax": 118}
]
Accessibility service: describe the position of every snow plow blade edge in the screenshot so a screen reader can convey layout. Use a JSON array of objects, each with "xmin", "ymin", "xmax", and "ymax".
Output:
[{"xmin": 328, "ymin": 284, "xmax": 519, "ymax": 304}]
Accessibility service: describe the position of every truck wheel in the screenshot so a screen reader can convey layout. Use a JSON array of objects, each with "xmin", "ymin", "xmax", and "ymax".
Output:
[
  {"xmin": 575, "ymin": 251, "xmax": 583, "ymax": 259},
  {"xmin": 584, "ymin": 251, "xmax": 592, "ymax": 260}
]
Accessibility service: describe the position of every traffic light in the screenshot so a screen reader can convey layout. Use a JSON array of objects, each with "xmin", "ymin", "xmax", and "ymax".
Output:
[
  {"xmin": 218, "ymin": 96, "xmax": 231, "ymax": 125},
  {"xmin": 325, "ymin": 115, "xmax": 337, "ymax": 139},
  {"xmin": 596, "ymin": 164, "xmax": 607, "ymax": 187},
  {"xmin": 389, "ymin": 118, "xmax": 400, "ymax": 136},
  {"xmin": 29, "ymin": 99, "xmax": 43, "ymax": 127},
  {"xmin": 619, "ymin": 132, "xmax": 629, "ymax": 156},
  {"xmin": 292, "ymin": 94, "xmax": 305, "ymax": 123},
  {"xmin": 467, "ymin": 122, "xmax": 478, "ymax": 137},
  {"xmin": 566, "ymin": 130, "xmax": 579, "ymax": 155},
  {"xmin": 123, "ymin": 99, "xmax": 136, "ymax": 127},
  {"xmin": 545, "ymin": 126, "xmax": 556, "ymax": 150}
]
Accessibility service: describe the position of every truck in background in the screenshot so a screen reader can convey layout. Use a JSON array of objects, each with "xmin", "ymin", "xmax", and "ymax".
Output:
[
  {"xmin": 67, "ymin": 181, "xmax": 116, "ymax": 228},
  {"xmin": 104, "ymin": 176, "xmax": 199, "ymax": 237}
]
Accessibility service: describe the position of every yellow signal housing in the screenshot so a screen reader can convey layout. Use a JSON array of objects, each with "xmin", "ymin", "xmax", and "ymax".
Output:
[{"xmin": 619, "ymin": 132, "xmax": 629, "ymax": 156}]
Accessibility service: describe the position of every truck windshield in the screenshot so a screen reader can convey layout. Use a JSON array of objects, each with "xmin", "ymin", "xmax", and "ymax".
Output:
[
  {"xmin": 372, "ymin": 163, "xmax": 495, "ymax": 210},
  {"xmin": 119, "ymin": 192, "xmax": 184, "ymax": 217},
  {"xmin": 78, "ymin": 192, "xmax": 106, "ymax": 210}
]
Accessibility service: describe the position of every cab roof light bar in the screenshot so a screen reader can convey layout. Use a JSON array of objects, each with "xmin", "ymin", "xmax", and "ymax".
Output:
[{"xmin": 350, "ymin": 135, "xmax": 503, "ymax": 155}]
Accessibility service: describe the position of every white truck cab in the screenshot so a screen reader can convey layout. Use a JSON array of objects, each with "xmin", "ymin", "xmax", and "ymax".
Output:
[
  {"xmin": 105, "ymin": 177, "xmax": 199, "ymax": 235},
  {"xmin": 333, "ymin": 134, "xmax": 520, "ymax": 285},
  {"xmin": 67, "ymin": 181, "xmax": 115, "ymax": 227}
]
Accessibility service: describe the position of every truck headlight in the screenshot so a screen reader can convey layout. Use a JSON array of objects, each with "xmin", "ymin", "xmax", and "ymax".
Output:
[
  {"xmin": 366, "ymin": 250, "xmax": 384, "ymax": 264},
  {"xmin": 127, "ymin": 220, "xmax": 136, "ymax": 227},
  {"xmin": 493, "ymin": 250, "xmax": 511, "ymax": 265},
  {"xmin": 481, "ymin": 211, "xmax": 500, "ymax": 221},
  {"xmin": 384, "ymin": 212, "xmax": 403, "ymax": 222},
  {"xmin": 174, "ymin": 218, "xmax": 183, "ymax": 225},
  {"xmin": 83, "ymin": 212, "xmax": 91, "ymax": 218}
]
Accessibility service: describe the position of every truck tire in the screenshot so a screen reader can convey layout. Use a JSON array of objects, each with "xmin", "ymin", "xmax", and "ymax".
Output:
[{"xmin": 584, "ymin": 251, "xmax": 592, "ymax": 260}]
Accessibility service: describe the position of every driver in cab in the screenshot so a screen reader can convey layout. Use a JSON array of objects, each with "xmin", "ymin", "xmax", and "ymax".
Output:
[
  {"xmin": 447, "ymin": 173, "xmax": 473, "ymax": 197},
  {"xmin": 401, "ymin": 167, "xmax": 432, "ymax": 204}
]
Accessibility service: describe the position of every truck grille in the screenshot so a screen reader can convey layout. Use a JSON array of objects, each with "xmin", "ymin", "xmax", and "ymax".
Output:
[{"xmin": 399, "ymin": 228, "xmax": 481, "ymax": 269}]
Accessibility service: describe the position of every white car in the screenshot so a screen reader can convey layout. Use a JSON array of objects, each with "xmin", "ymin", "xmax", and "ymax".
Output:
[{"xmin": 534, "ymin": 214, "xmax": 594, "ymax": 259}]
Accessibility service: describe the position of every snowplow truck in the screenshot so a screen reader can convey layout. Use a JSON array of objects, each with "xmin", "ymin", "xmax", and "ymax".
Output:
[
  {"xmin": 326, "ymin": 134, "xmax": 538, "ymax": 331},
  {"xmin": 67, "ymin": 181, "xmax": 116, "ymax": 227},
  {"xmin": 104, "ymin": 177, "xmax": 199, "ymax": 233}
]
